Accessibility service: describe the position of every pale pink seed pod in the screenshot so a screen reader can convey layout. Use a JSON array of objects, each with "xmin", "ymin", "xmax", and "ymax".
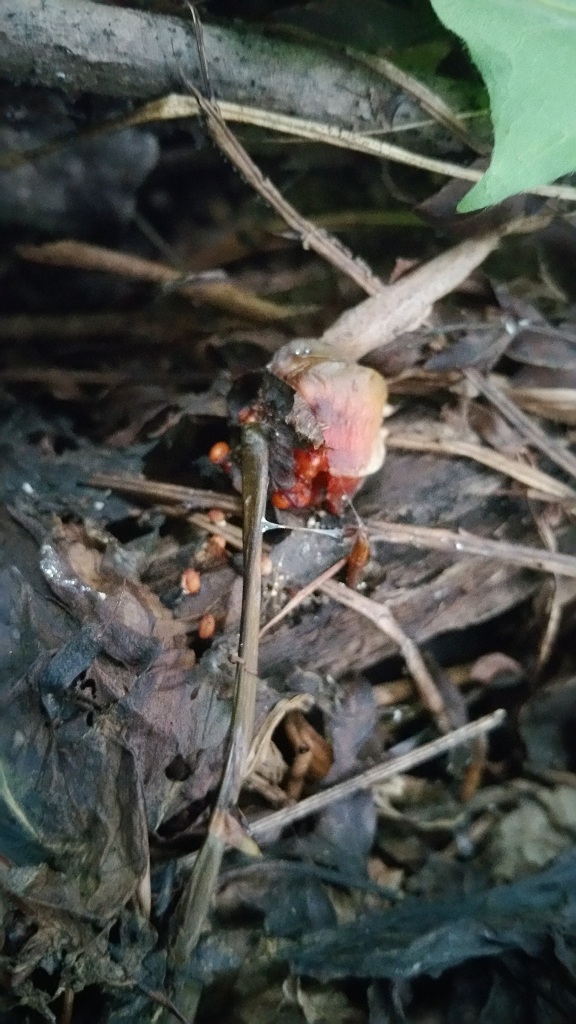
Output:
[{"xmin": 269, "ymin": 342, "xmax": 388, "ymax": 480}]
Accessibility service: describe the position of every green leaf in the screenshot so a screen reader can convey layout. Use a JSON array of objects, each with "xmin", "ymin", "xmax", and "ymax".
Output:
[{"xmin": 429, "ymin": 0, "xmax": 576, "ymax": 211}]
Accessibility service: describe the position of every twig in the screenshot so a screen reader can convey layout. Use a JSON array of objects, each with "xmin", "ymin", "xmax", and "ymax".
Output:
[
  {"xmin": 17, "ymin": 241, "xmax": 297, "ymax": 323},
  {"xmin": 259, "ymin": 558, "xmax": 347, "ymax": 637},
  {"xmin": 169, "ymin": 425, "xmax": 268, "ymax": 966},
  {"xmin": 0, "ymin": 0, "xmax": 429, "ymax": 131},
  {"xmin": 319, "ymin": 231, "xmax": 503, "ymax": 360},
  {"xmin": 248, "ymin": 709, "xmax": 506, "ymax": 840},
  {"xmin": 139, "ymin": 986, "xmax": 193, "ymax": 1024},
  {"xmin": 531, "ymin": 506, "xmax": 563, "ymax": 672},
  {"xmin": 466, "ymin": 369, "xmax": 576, "ymax": 482},
  {"xmin": 347, "ymin": 49, "xmax": 489, "ymax": 156},
  {"xmin": 321, "ymin": 580, "xmax": 452, "ymax": 733},
  {"xmin": 367, "ymin": 520, "xmax": 576, "ymax": 579},
  {"xmin": 88, "ymin": 473, "xmax": 242, "ymax": 513},
  {"xmin": 9, "ymin": 91, "xmax": 575, "ymax": 204},
  {"xmin": 191, "ymin": 91, "xmax": 383, "ymax": 296},
  {"xmin": 386, "ymin": 431, "xmax": 576, "ymax": 501}
]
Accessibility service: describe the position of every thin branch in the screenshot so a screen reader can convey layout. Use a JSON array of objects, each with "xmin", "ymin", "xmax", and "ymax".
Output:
[
  {"xmin": 259, "ymin": 558, "xmax": 347, "ymax": 637},
  {"xmin": 466, "ymin": 369, "xmax": 576, "ymax": 482},
  {"xmin": 0, "ymin": 0, "xmax": 426, "ymax": 130},
  {"xmin": 367, "ymin": 520, "xmax": 576, "ymax": 579},
  {"xmin": 386, "ymin": 431, "xmax": 576, "ymax": 501},
  {"xmin": 17, "ymin": 241, "xmax": 297, "ymax": 323},
  {"xmin": 249, "ymin": 709, "xmax": 506, "ymax": 840},
  {"xmin": 169, "ymin": 425, "xmax": 268, "ymax": 967},
  {"xmin": 88, "ymin": 473, "xmax": 242, "ymax": 514},
  {"xmin": 192, "ymin": 91, "xmax": 383, "ymax": 296},
  {"xmin": 321, "ymin": 580, "xmax": 452, "ymax": 733}
]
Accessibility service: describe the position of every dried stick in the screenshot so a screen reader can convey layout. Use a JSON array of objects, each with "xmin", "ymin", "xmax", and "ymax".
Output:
[
  {"xmin": 191, "ymin": 90, "xmax": 383, "ymax": 296},
  {"xmin": 10, "ymin": 92, "xmax": 576, "ymax": 204},
  {"xmin": 466, "ymin": 368, "xmax": 576, "ymax": 482},
  {"xmin": 0, "ymin": 0, "xmax": 423, "ymax": 131},
  {"xmin": 89, "ymin": 473, "xmax": 242, "ymax": 513},
  {"xmin": 17, "ymin": 241, "xmax": 296, "ymax": 323},
  {"xmin": 367, "ymin": 520, "xmax": 576, "ymax": 579},
  {"xmin": 319, "ymin": 231, "xmax": 503, "ymax": 360},
  {"xmin": 249, "ymin": 709, "xmax": 506, "ymax": 840},
  {"xmin": 169, "ymin": 425, "xmax": 268, "ymax": 967},
  {"xmin": 387, "ymin": 432, "xmax": 576, "ymax": 501},
  {"xmin": 259, "ymin": 558, "xmax": 347, "ymax": 637},
  {"xmin": 347, "ymin": 49, "xmax": 489, "ymax": 156},
  {"xmin": 321, "ymin": 580, "xmax": 452, "ymax": 733}
]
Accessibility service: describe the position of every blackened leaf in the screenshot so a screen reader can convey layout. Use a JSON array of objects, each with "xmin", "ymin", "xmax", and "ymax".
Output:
[{"xmin": 285, "ymin": 852, "xmax": 576, "ymax": 981}]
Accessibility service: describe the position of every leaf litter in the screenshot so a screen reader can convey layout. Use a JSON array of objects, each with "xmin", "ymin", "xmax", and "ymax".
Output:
[{"xmin": 3, "ymin": 28, "xmax": 576, "ymax": 1024}]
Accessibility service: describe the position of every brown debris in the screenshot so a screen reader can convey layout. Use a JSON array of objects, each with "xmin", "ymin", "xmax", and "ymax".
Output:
[{"xmin": 4, "ymin": 24, "xmax": 576, "ymax": 1023}]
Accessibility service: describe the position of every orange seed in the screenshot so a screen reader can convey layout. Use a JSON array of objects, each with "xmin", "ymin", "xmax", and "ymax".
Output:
[
  {"xmin": 198, "ymin": 612, "xmax": 216, "ymax": 640},
  {"xmin": 208, "ymin": 441, "xmax": 231, "ymax": 465},
  {"xmin": 180, "ymin": 568, "xmax": 201, "ymax": 595},
  {"xmin": 207, "ymin": 508, "xmax": 226, "ymax": 524}
]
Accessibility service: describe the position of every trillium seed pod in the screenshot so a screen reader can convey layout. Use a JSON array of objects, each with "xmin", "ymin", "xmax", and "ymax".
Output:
[{"xmin": 268, "ymin": 341, "xmax": 388, "ymax": 512}]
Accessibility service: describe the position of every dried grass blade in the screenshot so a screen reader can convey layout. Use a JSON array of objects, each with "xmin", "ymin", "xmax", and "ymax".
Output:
[
  {"xmin": 249, "ymin": 710, "xmax": 506, "ymax": 840},
  {"xmin": 320, "ymin": 580, "xmax": 452, "ymax": 732},
  {"xmin": 466, "ymin": 369, "xmax": 576, "ymax": 481},
  {"xmin": 531, "ymin": 508, "xmax": 563, "ymax": 672},
  {"xmin": 320, "ymin": 232, "xmax": 502, "ymax": 360},
  {"xmin": 387, "ymin": 431, "xmax": 576, "ymax": 501},
  {"xmin": 368, "ymin": 520, "xmax": 576, "ymax": 579},
  {"xmin": 192, "ymin": 91, "xmax": 383, "ymax": 296},
  {"xmin": 17, "ymin": 240, "xmax": 296, "ymax": 322},
  {"xmin": 502, "ymin": 383, "xmax": 576, "ymax": 427},
  {"xmin": 170, "ymin": 425, "xmax": 267, "ymax": 967},
  {"xmin": 259, "ymin": 558, "xmax": 347, "ymax": 637},
  {"xmin": 7, "ymin": 95, "xmax": 576, "ymax": 202}
]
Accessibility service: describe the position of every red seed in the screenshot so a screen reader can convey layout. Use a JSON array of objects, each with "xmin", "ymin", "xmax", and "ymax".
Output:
[
  {"xmin": 208, "ymin": 441, "xmax": 231, "ymax": 465},
  {"xmin": 198, "ymin": 612, "xmax": 216, "ymax": 640},
  {"xmin": 180, "ymin": 568, "xmax": 201, "ymax": 595},
  {"xmin": 293, "ymin": 446, "xmax": 328, "ymax": 481},
  {"xmin": 260, "ymin": 553, "xmax": 273, "ymax": 576},
  {"xmin": 207, "ymin": 508, "xmax": 226, "ymax": 524},
  {"xmin": 207, "ymin": 534, "xmax": 227, "ymax": 553},
  {"xmin": 345, "ymin": 531, "xmax": 370, "ymax": 589},
  {"xmin": 325, "ymin": 474, "xmax": 361, "ymax": 514},
  {"xmin": 271, "ymin": 490, "xmax": 291, "ymax": 510}
]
